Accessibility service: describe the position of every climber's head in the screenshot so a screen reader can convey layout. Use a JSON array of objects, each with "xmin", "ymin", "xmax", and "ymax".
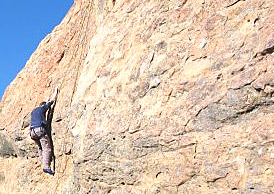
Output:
[{"xmin": 39, "ymin": 101, "xmax": 47, "ymax": 106}]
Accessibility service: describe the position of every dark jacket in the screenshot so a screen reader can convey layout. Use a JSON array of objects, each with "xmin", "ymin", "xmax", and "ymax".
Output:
[{"xmin": 30, "ymin": 101, "xmax": 54, "ymax": 128}]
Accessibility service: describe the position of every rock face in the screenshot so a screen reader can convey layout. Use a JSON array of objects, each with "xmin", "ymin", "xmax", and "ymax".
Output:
[{"xmin": 0, "ymin": 0, "xmax": 273, "ymax": 193}]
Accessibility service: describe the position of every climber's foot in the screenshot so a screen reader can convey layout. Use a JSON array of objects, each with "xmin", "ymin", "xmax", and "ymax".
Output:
[{"xmin": 43, "ymin": 168, "xmax": 55, "ymax": 175}]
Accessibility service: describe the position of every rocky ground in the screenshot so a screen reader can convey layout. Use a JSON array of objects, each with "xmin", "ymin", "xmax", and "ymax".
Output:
[{"xmin": 0, "ymin": 0, "xmax": 273, "ymax": 193}]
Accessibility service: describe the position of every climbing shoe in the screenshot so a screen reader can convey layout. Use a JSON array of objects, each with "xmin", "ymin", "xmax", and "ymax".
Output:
[{"xmin": 43, "ymin": 168, "xmax": 55, "ymax": 175}]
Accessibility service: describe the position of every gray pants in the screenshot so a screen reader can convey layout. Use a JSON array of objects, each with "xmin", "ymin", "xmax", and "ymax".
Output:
[{"xmin": 30, "ymin": 127, "xmax": 52, "ymax": 169}]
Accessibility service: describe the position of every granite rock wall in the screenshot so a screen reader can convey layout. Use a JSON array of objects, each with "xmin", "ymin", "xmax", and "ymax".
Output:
[{"xmin": 0, "ymin": 0, "xmax": 273, "ymax": 193}]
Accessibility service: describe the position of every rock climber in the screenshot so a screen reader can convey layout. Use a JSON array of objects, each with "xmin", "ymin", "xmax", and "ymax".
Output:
[{"xmin": 30, "ymin": 87, "xmax": 58, "ymax": 175}]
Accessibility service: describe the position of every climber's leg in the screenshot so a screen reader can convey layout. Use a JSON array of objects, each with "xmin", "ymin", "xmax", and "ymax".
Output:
[
  {"xmin": 34, "ymin": 139, "xmax": 43, "ymax": 164},
  {"xmin": 31, "ymin": 127, "xmax": 44, "ymax": 165},
  {"xmin": 40, "ymin": 134, "xmax": 53, "ymax": 170}
]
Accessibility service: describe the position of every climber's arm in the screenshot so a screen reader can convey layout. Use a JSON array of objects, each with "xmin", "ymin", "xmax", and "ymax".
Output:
[
  {"xmin": 41, "ymin": 87, "xmax": 59, "ymax": 111},
  {"xmin": 48, "ymin": 86, "xmax": 59, "ymax": 102}
]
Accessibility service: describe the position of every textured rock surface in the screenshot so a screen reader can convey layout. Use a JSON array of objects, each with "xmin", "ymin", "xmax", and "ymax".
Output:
[{"xmin": 0, "ymin": 0, "xmax": 274, "ymax": 193}]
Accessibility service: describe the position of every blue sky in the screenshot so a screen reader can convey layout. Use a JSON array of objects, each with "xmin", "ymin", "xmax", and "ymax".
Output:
[{"xmin": 0, "ymin": 0, "xmax": 74, "ymax": 100}]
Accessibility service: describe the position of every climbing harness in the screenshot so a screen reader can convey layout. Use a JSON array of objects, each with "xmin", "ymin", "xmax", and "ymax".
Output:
[{"xmin": 30, "ymin": 127, "xmax": 46, "ymax": 140}]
